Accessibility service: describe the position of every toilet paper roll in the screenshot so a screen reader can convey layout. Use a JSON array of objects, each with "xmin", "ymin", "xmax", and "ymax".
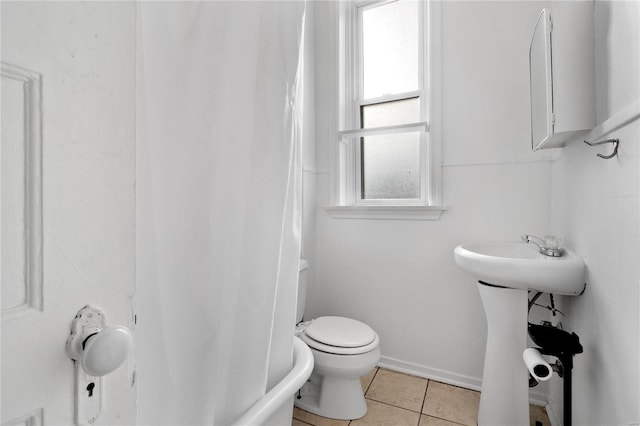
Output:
[{"xmin": 523, "ymin": 348, "xmax": 552, "ymax": 382}]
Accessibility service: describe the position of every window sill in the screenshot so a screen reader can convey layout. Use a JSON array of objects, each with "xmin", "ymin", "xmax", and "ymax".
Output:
[{"xmin": 325, "ymin": 205, "xmax": 447, "ymax": 221}]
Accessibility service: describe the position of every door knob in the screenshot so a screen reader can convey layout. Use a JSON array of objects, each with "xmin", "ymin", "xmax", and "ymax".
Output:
[
  {"xmin": 80, "ymin": 325, "xmax": 133, "ymax": 376},
  {"xmin": 66, "ymin": 305, "xmax": 133, "ymax": 376}
]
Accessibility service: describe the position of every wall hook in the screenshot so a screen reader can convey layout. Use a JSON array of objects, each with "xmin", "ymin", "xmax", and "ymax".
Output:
[{"xmin": 583, "ymin": 138, "xmax": 619, "ymax": 159}]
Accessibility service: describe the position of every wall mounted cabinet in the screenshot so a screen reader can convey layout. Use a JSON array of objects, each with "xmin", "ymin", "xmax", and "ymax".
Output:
[{"xmin": 529, "ymin": 3, "xmax": 595, "ymax": 151}]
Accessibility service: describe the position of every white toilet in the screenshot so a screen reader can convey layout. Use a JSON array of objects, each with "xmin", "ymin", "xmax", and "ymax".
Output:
[{"xmin": 294, "ymin": 259, "xmax": 380, "ymax": 420}]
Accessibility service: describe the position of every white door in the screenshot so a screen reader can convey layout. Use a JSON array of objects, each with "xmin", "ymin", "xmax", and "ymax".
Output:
[{"xmin": 1, "ymin": 2, "xmax": 136, "ymax": 425}]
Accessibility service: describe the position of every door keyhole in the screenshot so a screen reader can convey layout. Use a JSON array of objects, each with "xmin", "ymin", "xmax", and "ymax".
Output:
[{"xmin": 86, "ymin": 382, "xmax": 95, "ymax": 397}]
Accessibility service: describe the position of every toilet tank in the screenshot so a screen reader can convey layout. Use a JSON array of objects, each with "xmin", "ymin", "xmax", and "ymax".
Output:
[{"xmin": 296, "ymin": 258, "xmax": 309, "ymax": 323}]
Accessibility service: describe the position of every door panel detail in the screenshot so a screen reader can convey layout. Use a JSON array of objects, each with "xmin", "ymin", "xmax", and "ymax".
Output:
[{"xmin": 1, "ymin": 62, "xmax": 43, "ymax": 320}]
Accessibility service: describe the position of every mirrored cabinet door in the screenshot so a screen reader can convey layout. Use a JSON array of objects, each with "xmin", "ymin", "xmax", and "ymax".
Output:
[
  {"xmin": 529, "ymin": 9, "xmax": 553, "ymax": 151},
  {"xmin": 528, "ymin": 4, "xmax": 595, "ymax": 151}
]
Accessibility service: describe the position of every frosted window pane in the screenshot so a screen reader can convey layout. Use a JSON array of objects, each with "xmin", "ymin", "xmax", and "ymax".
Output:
[
  {"xmin": 361, "ymin": 132, "xmax": 420, "ymax": 199},
  {"xmin": 362, "ymin": 1, "xmax": 419, "ymax": 99},
  {"xmin": 361, "ymin": 98, "xmax": 420, "ymax": 128}
]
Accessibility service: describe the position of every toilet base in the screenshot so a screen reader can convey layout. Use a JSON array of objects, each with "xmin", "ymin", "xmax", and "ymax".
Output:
[{"xmin": 295, "ymin": 371, "xmax": 367, "ymax": 420}]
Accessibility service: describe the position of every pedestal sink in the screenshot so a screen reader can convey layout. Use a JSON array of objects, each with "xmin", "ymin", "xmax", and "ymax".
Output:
[
  {"xmin": 454, "ymin": 242, "xmax": 586, "ymax": 295},
  {"xmin": 454, "ymin": 241, "xmax": 585, "ymax": 426}
]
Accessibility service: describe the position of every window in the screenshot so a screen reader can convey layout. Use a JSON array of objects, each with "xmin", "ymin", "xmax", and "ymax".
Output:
[{"xmin": 330, "ymin": 0, "xmax": 444, "ymax": 219}]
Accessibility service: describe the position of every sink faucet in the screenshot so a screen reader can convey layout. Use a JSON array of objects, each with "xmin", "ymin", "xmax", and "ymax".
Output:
[{"xmin": 522, "ymin": 234, "xmax": 563, "ymax": 257}]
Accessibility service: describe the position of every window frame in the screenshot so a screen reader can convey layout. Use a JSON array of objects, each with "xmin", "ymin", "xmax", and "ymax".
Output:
[{"xmin": 332, "ymin": 0, "xmax": 444, "ymax": 219}]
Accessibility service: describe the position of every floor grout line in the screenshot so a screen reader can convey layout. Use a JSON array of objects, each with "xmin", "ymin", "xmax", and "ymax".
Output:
[
  {"xmin": 421, "ymin": 413, "xmax": 470, "ymax": 426},
  {"xmin": 363, "ymin": 397, "xmax": 426, "ymax": 417},
  {"xmin": 363, "ymin": 367, "xmax": 379, "ymax": 395},
  {"xmin": 419, "ymin": 378, "xmax": 430, "ymax": 416}
]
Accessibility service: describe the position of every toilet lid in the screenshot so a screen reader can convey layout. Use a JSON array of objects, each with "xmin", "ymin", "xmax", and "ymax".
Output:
[{"xmin": 305, "ymin": 316, "xmax": 376, "ymax": 348}]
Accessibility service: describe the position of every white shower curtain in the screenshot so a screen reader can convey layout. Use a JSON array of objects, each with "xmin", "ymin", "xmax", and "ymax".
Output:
[{"xmin": 136, "ymin": 2, "xmax": 306, "ymax": 424}]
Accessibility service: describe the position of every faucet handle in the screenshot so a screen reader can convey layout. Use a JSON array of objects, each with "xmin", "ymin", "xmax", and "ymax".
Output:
[{"xmin": 544, "ymin": 235, "xmax": 562, "ymax": 250}]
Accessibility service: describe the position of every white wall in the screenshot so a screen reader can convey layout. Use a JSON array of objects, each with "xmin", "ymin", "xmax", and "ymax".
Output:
[
  {"xmin": 308, "ymin": 1, "xmax": 556, "ymax": 390},
  {"xmin": 548, "ymin": 1, "xmax": 640, "ymax": 424}
]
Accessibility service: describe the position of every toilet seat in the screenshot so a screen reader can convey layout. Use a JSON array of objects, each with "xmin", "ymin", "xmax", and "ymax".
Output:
[{"xmin": 298, "ymin": 316, "xmax": 379, "ymax": 355}]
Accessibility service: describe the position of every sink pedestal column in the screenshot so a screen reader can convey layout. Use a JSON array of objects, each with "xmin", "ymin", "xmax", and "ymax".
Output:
[{"xmin": 477, "ymin": 282, "xmax": 529, "ymax": 426}]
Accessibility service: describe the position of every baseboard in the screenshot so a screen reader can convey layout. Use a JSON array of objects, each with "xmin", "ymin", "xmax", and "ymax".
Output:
[
  {"xmin": 546, "ymin": 397, "xmax": 562, "ymax": 426},
  {"xmin": 378, "ymin": 355, "xmax": 483, "ymax": 391},
  {"xmin": 529, "ymin": 390, "xmax": 549, "ymax": 407},
  {"xmin": 378, "ymin": 355, "xmax": 548, "ymax": 407}
]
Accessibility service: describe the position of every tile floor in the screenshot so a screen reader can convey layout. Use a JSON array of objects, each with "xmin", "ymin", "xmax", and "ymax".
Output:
[{"xmin": 292, "ymin": 368, "xmax": 551, "ymax": 426}]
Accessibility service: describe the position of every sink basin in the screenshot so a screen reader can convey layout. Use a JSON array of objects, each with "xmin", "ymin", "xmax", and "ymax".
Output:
[{"xmin": 454, "ymin": 242, "xmax": 585, "ymax": 295}]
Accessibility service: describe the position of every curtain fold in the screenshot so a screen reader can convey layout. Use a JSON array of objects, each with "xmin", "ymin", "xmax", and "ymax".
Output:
[{"xmin": 136, "ymin": 2, "xmax": 306, "ymax": 424}]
